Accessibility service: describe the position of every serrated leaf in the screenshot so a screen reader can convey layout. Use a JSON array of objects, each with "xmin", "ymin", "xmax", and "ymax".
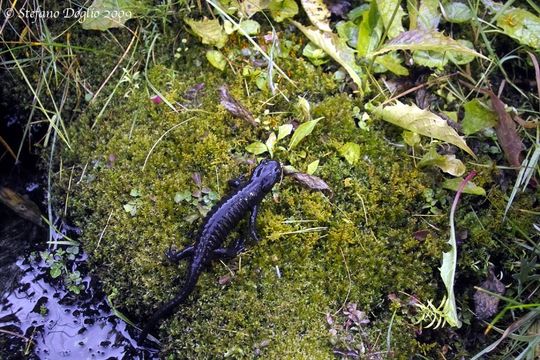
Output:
[
  {"xmin": 288, "ymin": 118, "xmax": 320, "ymax": 150},
  {"xmin": 496, "ymin": 8, "xmax": 540, "ymax": 50},
  {"xmin": 375, "ymin": 0, "xmax": 405, "ymax": 38},
  {"xmin": 269, "ymin": 0, "xmax": 299, "ymax": 22},
  {"xmin": 277, "ymin": 124, "xmax": 293, "ymax": 141},
  {"xmin": 418, "ymin": 148, "xmax": 466, "ymax": 176},
  {"xmin": 306, "ymin": 159, "xmax": 320, "ymax": 174},
  {"xmin": 81, "ymin": 0, "xmax": 143, "ymax": 30},
  {"xmin": 371, "ymin": 29, "xmax": 487, "ymax": 60},
  {"xmin": 246, "ymin": 142, "xmax": 268, "ymax": 155},
  {"xmin": 443, "ymin": 2, "xmax": 474, "ymax": 23},
  {"xmin": 339, "ymin": 142, "xmax": 361, "ymax": 165},
  {"xmin": 301, "ymin": 0, "xmax": 331, "ymax": 32},
  {"xmin": 442, "ymin": 178, "xmax": 486, "ymax": 195},
  {"xmin": 292, "ymin": 21, "xmax": 365, "ymax": 95},
  {"xmin": 461, "ymin": 99, "xmax": 498, "ymax": 135},
  {"xmin": 372, "ymin": 101, "xmax": 476, "ymax": 158},
  {"xmin": 185, "ymin": 18, "xmax": 228, "ymax": 48},
  {"xmin": 206, "ymin": 50, "xmax": 227, "ymax": 71}
]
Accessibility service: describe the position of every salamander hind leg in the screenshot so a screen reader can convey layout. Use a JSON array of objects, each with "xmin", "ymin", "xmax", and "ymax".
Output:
[
  {"xmin": 166, "ymin": 244, "xmax": 195, "ymax": 263},
  {"xmin": 212, "ymin": 238, "xmax": 246, "ymax": 259}
]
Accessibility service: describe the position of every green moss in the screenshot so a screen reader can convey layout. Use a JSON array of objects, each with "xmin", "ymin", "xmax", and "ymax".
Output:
[{"xmin": 54, "ymin": 31, "xmax": 539, "ymax": 358}]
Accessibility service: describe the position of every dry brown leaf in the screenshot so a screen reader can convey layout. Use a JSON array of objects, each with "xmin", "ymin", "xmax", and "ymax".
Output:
[
  {"xmin": 219, "ymin": 85, "xmax": 257, "ymax": 126},
  {"xmin": 487, "ymin": 90, "xmax": 524, "ymax": 168},
  {"xmin": 286, "ymin": 171, "xmax": 333, "ymax": 194}
]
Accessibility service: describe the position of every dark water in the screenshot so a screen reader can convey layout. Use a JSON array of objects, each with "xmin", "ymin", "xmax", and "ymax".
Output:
[{"xmin": 0, "ymin": 210, "xmax": 159, "ymax": 359}]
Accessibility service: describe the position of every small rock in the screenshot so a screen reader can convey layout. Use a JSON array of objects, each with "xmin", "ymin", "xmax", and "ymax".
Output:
[{"xmin": 474, "ymin": 266, "xmax": 505, "ymax": 320}]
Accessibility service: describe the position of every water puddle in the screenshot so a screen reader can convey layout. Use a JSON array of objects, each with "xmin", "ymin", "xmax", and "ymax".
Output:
[{"xmin": 0, "ymin": 218, "xmax": 158, "ymax": 359}]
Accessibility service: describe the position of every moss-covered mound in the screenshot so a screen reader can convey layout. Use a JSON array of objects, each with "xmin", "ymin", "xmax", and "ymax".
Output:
[{"xmin": 57, "ymin": 42, "xmax": 450, "ymax": 358}]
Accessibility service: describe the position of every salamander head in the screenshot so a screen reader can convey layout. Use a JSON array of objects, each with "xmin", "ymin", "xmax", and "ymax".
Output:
[{"xmin": 251, "ymin": 159, "xmax": 282, "ymax": 191}]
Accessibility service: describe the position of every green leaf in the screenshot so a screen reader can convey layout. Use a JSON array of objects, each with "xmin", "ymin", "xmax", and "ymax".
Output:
[
  {"xmin": 239, "ymin": 19, "xmax": 261, "ymax": 35},
  {"xmin": 123, "ymin": 203, "xmax": 137, "ymax": 216},
  {"xmin": 442, "ymin": 178, "xmax": 486, "ymax": 195},
  {"xmin": 413, "ymin": 50, "xmax": 449, "ymax": 69},
  {"xmin": 461, "ymin": 99, "xmax": 498, "ymax": 135},
  {"xmin": 129, "ymin": 188, "xmax": 140, "ymax": 197},
  {"xmin": 357, "ymin": 1, "xmax": 383, "ymax": 56},
  {"xmin": 418, "ymin": 148, "xmax": 466, "ymax": 176},
  {"xmin": 339, "ymin": 142, "xmax": 361, "ymax": 165},
  {"xmin": 416, "ymin": 0, "xmax": 440, "ymax": 30},
  {"xmin": 302, "ymin": 43, "xmax": 330, "ymax": 66},
  {"xmin": 265, "ymin": 132, "xmax": 277, "ymax": 158},
  {"xmin": 292, "ymin": 21, "xmax": 365, "ymax": 95},
  {"xmin": 375, "ymin": 0, "xmax": 405, "ymax": 38},
  {"xmin": 288, "ymin": 118, "xmax": 320, "ymax": 150},
  {"xmin": 81, "ymin": 0, "xmax": 144, "ymax": 30},
  {"xmin": 277, "ymin": 124, "xmax": 293, "ymax": 141},
  {"xmin": 374, "ymin": 53, "xmax": 409, "ymax": 75},
  {"xmin": 218, "ymin": 0, "xmax": 240, "ymax": 14},
  {"xmin": 372, "ymin": 101, "xmax": 476, "ymax": 158},
  {"xmin": 174, "ymin": 190, "xmax": 192, "ymax": 203},
  {"xmin": 402, "ymin": 130, "xmax": 421, "ymax": 146},
  {"xmin": 246, "ymin": 142, "xmax": 268, "ymax": 155},
  {"xmin": 336, "ymin": 21, "xmax": 359, "ymax": 48},
  {"xmin": 447, "ymin": 39, "xmax": 476, "ymax": 65},
  {"xmin": 300, "ymin": 0, "xmax": 331, "ymax": 32},
  {"xmin": 496, "ymin": 8, "xmax": 540, "ymax": 50},
  {"xmin": 371, "ymin": 29, "xmax": 487, "ymax": 60},
  {"xmin": 439, "ymin": 173, "xmax": 479, "ymax": 328},
  {"xmin": 50, "ymin": 264, "xmax": 62, "ymax": 279},
  {"xmin": 269, "ymin": 0, "xmax": 299, "ymax": 22},
  {"xmin": 296, "ymin": 96, "xmax": 311, "ymax": 120},
  {"xmin": 185, "ymin": 18, "xmax": 228, "ymax": 48},
  {"xmin": 443, "ymin": 2, "xmax": 474, "ymax": 23},
  {"xmin": 206, "ymin": 50, "xmax": 227, "ymax": 71},
  {"xmin": 306, "ymin": 159, "xmax": 320, "ymax": 174}
]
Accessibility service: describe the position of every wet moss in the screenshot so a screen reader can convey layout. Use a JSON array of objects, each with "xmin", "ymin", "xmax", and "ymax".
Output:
[{"xmin": 55, "ymin": 32, "xmax": 539, "ymax": 358}]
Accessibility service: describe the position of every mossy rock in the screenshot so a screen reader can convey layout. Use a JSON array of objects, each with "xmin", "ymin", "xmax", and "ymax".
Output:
[{"xmin": 57, "ymin": 40, "xmax": 449, "ymax": 358}]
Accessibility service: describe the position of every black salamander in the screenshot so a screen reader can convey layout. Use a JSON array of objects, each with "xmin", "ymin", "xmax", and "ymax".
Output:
[{"xmin": 139, "ymin": 159, "xmax": 282, "ymax": 342}]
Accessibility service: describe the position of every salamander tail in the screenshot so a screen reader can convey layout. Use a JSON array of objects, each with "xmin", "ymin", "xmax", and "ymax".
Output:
[{"xmin": 138, "ymin": 271, "xmax": 199, "ymax": 344}]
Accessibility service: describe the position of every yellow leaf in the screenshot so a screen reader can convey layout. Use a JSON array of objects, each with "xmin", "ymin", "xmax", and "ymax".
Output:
[{"xmin": 373, "ymin": 101, "xmax": 476, "ymax": 158}]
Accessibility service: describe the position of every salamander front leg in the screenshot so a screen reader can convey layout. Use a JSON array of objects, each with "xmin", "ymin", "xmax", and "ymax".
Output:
[
  {"xmin": 248, "ymin": 205, "xmax": 260, "ymax": 242},
  {"xmin": 166, "ymin": 244, "xmax": 195, "ymax": 263},
  {"xmin": 228, "ymin": 175, "xmax": 246, "ymax": 189}
]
